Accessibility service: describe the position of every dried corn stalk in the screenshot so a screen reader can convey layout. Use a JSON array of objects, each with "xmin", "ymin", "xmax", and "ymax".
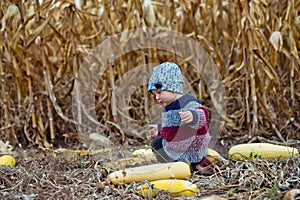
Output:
[{"xmin": 0, "ymin": 0, "xmax": 299, "ymax": 147}]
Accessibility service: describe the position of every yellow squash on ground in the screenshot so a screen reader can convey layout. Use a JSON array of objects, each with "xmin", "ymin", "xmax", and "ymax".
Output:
[
  {"xmin": 229, "ymin": 143, "xmax": 299, "ymax": 160},
  {"xmin": 132, "ymin": 148, "xmax": 221, "ymax": 163},
  {"xmin": 136, "ymin": 179, "xmax": 199, "ymax": 197},
  {"xmin": 131, "ymin": 148, "xmax": 155, "ymax": 158},
  {"xmin": 0, "ymin": 155, "xmax": 16, "ymax": 167},
  {"xmin": 108, "ymin": 162, "xmax": 191, "ymax": 185},
  {"xmin": 207, "ymin": 148, "xmax": 221, "ymax": 163}
]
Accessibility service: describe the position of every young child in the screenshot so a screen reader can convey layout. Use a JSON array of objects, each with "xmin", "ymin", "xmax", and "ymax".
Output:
[{"xmin": 148, "ymin": 62, "xmax": 213, "ymax": 174}]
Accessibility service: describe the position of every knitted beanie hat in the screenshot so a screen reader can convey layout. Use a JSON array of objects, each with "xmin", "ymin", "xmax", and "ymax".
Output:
[{"xmin": 148, "ymin": 62, "xmax": 184, "ymax": 94}]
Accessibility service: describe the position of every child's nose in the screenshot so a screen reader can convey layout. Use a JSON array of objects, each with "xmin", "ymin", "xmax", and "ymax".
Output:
[{"xmin": 155, "ymin": 94, "xmax": 159, "ymax": 100}]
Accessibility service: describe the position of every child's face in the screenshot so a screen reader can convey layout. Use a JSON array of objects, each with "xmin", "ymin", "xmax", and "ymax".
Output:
[{"xmin": 151, "ymin": 90, "xmax": 178, "ymax": 107}]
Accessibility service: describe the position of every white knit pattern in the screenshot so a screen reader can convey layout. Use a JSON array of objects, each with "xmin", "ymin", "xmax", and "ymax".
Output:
[{"xmin": 163, "ymin": 133, "xmax": 211, "ymax": 162}]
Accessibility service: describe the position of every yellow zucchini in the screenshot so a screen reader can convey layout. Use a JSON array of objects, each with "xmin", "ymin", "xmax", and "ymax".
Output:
[
  {"xmin": 207, "ymin": 148, "xmax": 221, "ymax": 163},
  {"xmin": 108, "ymin": 162, "xmax": 191, "ymax": 185},
  {"xmin": 136, "ymin": 179, "xmax": 198, "ymax": 197},
  {"xmin": 132, "ymin": 148, "xmax": 221, "ymax": 163},
  {"xmin": 229, "ymin": 143, "xmax": 299, "ymax": 160},
  {"xmin": 131, "ymin": 148, "xmax": 154, "ymax": 158},
  {"xmin": 0, "ymin": 155, "xmax": 16, "ymax": 167}
]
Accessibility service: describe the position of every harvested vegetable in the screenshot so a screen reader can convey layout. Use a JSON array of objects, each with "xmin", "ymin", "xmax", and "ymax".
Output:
[
  {"xmin": 136, "ymin": 179, "xmax": 198, "ymax": 197},
  {"xmin": 0, "ymin": 155, "xmax": 16, "ymax": 167},
  {"xmin": 108, "ymin": 162, "xmax": 191, "ymax": 185},
  {"xmin": 229, "ymin": 143, "xmax": 299, "ymax": 160}
]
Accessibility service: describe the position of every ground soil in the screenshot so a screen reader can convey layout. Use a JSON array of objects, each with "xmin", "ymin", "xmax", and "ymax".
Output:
[{"xmin": 0, "ymin": 140, "xmax": 299, "ymax": 200}]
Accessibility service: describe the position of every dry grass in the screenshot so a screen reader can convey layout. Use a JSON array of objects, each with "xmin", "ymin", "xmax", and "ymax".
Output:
[{"xmin": 0, "ymin": 149, "xmax": 299, "ymax": 199}]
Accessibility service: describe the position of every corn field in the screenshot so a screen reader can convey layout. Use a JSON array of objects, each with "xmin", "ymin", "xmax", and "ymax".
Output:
[
  {"xmin": 0, "ymin": 0, "xmax": 299, "ymax": 149},
  {"xmin": 0, "ymin": 0, "xmax": 300, "ymax": 199}
]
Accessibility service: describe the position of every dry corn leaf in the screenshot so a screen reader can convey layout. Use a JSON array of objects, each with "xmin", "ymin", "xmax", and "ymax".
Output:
[
  {"xmin": 142, "ymin": 0, "xmax": 156, "ymax": 27},
  {"xmin": 269, "ymin": 31, "xmax": 283, "ymax": 51},
  {"xmin": 284, "ymin": 189, "xmax": 300, "ymax": 200},
  {"xmin": 0, "ymin": 140, "xmax": 14, "ymax": 154},
  {"xmin": 0, "ymin": 4, "xmax": 19, "ymax": 32},
  {"xmin": 25, "ymin": 12, "xmax": 54, "ymax": 48}
]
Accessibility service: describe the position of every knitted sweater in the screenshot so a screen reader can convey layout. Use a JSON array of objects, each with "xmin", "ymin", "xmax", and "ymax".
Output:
[{"xmin": 159, "ymin": 94, "xmax": 210, "ymax": 163}]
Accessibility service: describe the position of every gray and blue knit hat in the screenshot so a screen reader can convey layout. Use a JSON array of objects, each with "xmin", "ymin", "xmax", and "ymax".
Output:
[{"xmin": 148, "ymin": 62, "xmax": 184, "ymax": 94}]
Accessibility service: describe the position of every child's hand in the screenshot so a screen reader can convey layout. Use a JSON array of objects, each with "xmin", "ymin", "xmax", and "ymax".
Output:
[
  {"xmin": 148, "ymin": 124, "xmax": 158, "ymax": 138},
  {"xmin": 178, "ymin": 111, "xmax": 193, "ymax": 124}
]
